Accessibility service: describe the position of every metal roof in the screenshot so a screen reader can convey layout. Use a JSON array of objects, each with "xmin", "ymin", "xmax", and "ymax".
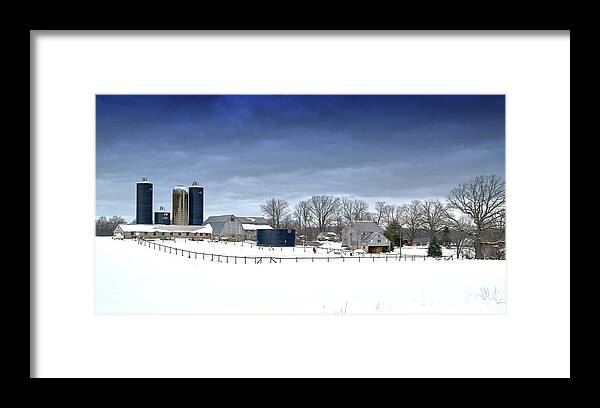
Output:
[
  {"xmin": 202, "ymin": 215, "xmax": 236, "ymax": 235},
  {"xmin": 343, "ymin": 221, "xmax": 383, "ymax": 233},
  {"xmin": 203, "ymin": 215, "xmax": 236, "ymax": 223},
  {"xmin": 239, "ymin": 216, "xmax": 270, "ymax": 224},
  {"xmin": 203, "ymin": 215, "xmax": 272, "ymax": 235},
  {"xmin": 241, "ymin": 224, "xmax": 273, "ymax": 231},
  {"xmin": 115, "ymin": 224, "xmax": 212, "ymax": 234},
  {"xmin": 342, "ymin": 221, "xmax": 388, "ymax": 245}
]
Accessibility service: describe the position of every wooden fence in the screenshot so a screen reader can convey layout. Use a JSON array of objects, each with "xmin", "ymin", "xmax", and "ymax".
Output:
[{"xmin": 135, "ymin": 238, "xmax": 454, "ymax": 264}]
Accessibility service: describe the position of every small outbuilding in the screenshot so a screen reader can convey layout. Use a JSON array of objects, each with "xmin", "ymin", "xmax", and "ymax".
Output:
[
  {"xmin": 341, "ymin": 221, "xmax": 390, "ymax": 253},
  {"xmin": 257, "ymin": 229, "xmax": 296, "ymax": 247},
  {"xmin": 317, "ymin": 231, "xmax": 341, "ymax": 242}
]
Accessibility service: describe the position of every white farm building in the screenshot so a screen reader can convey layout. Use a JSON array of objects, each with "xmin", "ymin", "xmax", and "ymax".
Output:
[
  {"xmin": 114, "ymin": 224, "xmax": 213, "ymax": 240},
  {"xmin": 203, "ymin": 215, "xmax": 273, "ymax": 241},
  {"xmin": 341, "ymin": 221, "xmax": 390, "ymax": 253}
]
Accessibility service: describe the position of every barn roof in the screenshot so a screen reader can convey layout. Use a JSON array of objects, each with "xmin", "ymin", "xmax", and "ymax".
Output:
[
  {"xmin": 203, "ymin": 215, "xmax": 236, "ymax": 223},
  {"xmin": 202, "ymin": 215, "xmax": 236, "ymax": 235},
  {"xmin": 241, "ymin": 224, "xmax": 273, "ymax": 231},
  {"xmin": 341, "ymin": 221, "xmax": 388, "ymax": 245},
  {"xmin": 239, "ymin": 216, "xmax": 270, "ymax": 224},
  {"xmin": 343, "ymin": 221, "xmax": 384, "ymax": 233},
  {"xmin": 203, "ymin": 215, "xmax": 272, "ymax": 235},
  {"xmin": 114, "ymin": 224, "xmax": 212, "ymax": 234}
]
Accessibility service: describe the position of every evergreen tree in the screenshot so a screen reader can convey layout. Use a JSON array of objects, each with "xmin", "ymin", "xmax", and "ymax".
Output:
[
  {"xmin": 427, "ymin": 235, "xmax": 442, "ymax": 257},
  {"xmin": 384, "ymin": 220, "xmax": 402, "ymax": 249}
]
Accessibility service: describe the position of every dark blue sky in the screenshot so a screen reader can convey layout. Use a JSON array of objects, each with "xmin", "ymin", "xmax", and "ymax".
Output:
[{"xmin": 96, "ymin": 95, "xmax": 505, "ymax": 221}]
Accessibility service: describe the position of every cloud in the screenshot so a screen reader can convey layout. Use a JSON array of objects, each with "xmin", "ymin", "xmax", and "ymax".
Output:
[{"xmin": 96, "ymin": 95, "xmax": 505, "ymax": 220}]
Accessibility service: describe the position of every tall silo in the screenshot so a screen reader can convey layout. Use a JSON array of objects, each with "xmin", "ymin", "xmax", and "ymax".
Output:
[
  {"xmin": 172, "ymin": 185, "xmax": 189, "ymax": 225},
  {"xmin": 136, "ymin": 178, "xmax": 153, "ymax": 224},
  {"xmin": 154, "ymin": 205, "xmax": 171, "ymax": 225},
  {"xmin": 188, "ymin": 181, "xmax": 204, "ymax": 225}
]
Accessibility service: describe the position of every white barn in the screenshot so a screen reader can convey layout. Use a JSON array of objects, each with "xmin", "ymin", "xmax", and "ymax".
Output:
[
  {"xmin": 203, "ymin": 215, "xmax": 272, "ymax": 240},
  {"xmin": 341, "ymin": 221, "xmax": 390, "ymax": 253}
]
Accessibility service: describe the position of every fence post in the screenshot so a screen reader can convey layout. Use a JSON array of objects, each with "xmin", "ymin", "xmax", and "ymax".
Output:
[{"xmin": 244, "ymin": 256, "xmax": 246, "ymax": 264}]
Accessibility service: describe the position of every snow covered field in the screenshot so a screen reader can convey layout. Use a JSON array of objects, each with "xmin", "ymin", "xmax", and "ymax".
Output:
[
  {"xmin": 114, "ymin": 237, "xmax": 456, "ymax": 260},
  {"xmin": 95, "ymin": 237, "xmax": 506, "ymax": 314}
]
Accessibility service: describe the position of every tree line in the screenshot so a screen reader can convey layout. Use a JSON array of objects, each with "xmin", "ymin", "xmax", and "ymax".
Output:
[
  {"xmin": 260, "ymin": 175, "xmax": 505, "ymax": 259},
  {"xmin": 95, "ymin": 216, "xmax": 127, "ymax": 236}
]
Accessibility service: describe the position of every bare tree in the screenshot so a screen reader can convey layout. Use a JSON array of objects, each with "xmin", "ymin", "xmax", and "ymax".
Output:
[
  {"xmin": 340, "ymin": 197, "xmax": 369, "ymax": 222},
  {"xmin": 445, "ymin": 212, "xmax": 474, "ymax": 258},
  {"xmin": 340, "ymin": 197, "xmax": 355, "ymax": 223},
  {"xmin": 400, "ymin": 200, "xmax": 423, "ymax": 243},
  {"xmin": 308, "ymin": 195, "xmax": 341, "ymax": 232},
  {"xmin": 332, "ymin": 206, "xmax": 346, "ymax": 235},
  {"xmin": 293, "ymin": 200, "xmax": 313, "ymax": 236},
  {"xmin": 447, "ymin": 175, "xmax": 505, "ymax": 259},
  {"xmin": 96, "ymin": 216, "xmax": 126, "ymax": 236},
  {"xmin": 384, "ymin": 204, "xmax": 404, "ymax": 226},
  {"xmin": 421, "ymin": 199, "xmax": 447, "ymax": 238},
  {"xmin": 260, "ymin": 197, "xmax": 289, "ymax": 228},
  {"xmin": 281, "ymin": 213, "xmax": 294, "ymax": 229},
  {"xmin": 374, "ymin": 201, "xmax": 389, "ymax": 226},
  {"xmin": 352, "ymin": 199, "xmax": 369, "ymax": 221}
]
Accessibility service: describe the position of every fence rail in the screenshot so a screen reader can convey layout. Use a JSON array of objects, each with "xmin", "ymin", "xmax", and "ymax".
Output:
[{"xmin": 134, "ymin": 238, "xmax": 454, "ymax": 264}]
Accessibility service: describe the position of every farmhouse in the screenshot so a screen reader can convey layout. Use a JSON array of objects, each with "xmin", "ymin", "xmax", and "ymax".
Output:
[
  {"xmin": 203, "ymin": 215, "xmax": 273, "ymax": 241},
  {"xmin": 341, "ymin": 221, "xmax": 390, "ymax": 253},
  {"xmin": 113, "ymin": 224, "xmax": 213, "ymax": 240}
]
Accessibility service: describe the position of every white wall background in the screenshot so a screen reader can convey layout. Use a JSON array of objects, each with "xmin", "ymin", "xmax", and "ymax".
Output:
[{"xmin": 32, "ymin": 31, "xmax": 570, "ymax": 378}]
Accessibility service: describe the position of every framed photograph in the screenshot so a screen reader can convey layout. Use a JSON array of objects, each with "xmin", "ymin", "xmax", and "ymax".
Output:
[
  {"xmin": 32, "ymin": 30, "xmax": 570, "ymax": 378},
  {"xmin": 95, "ymin": 94, "xmax": 506, "ymax": 315}
]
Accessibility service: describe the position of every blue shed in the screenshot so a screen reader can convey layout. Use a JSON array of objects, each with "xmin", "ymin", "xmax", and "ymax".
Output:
[
  {"xmin": 154, "ymin": 206, "xmax": 171, "ymax": 225},
  {"xmin": 256, "ymin": 229, "xmax": 296, "ymax": 247}
]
